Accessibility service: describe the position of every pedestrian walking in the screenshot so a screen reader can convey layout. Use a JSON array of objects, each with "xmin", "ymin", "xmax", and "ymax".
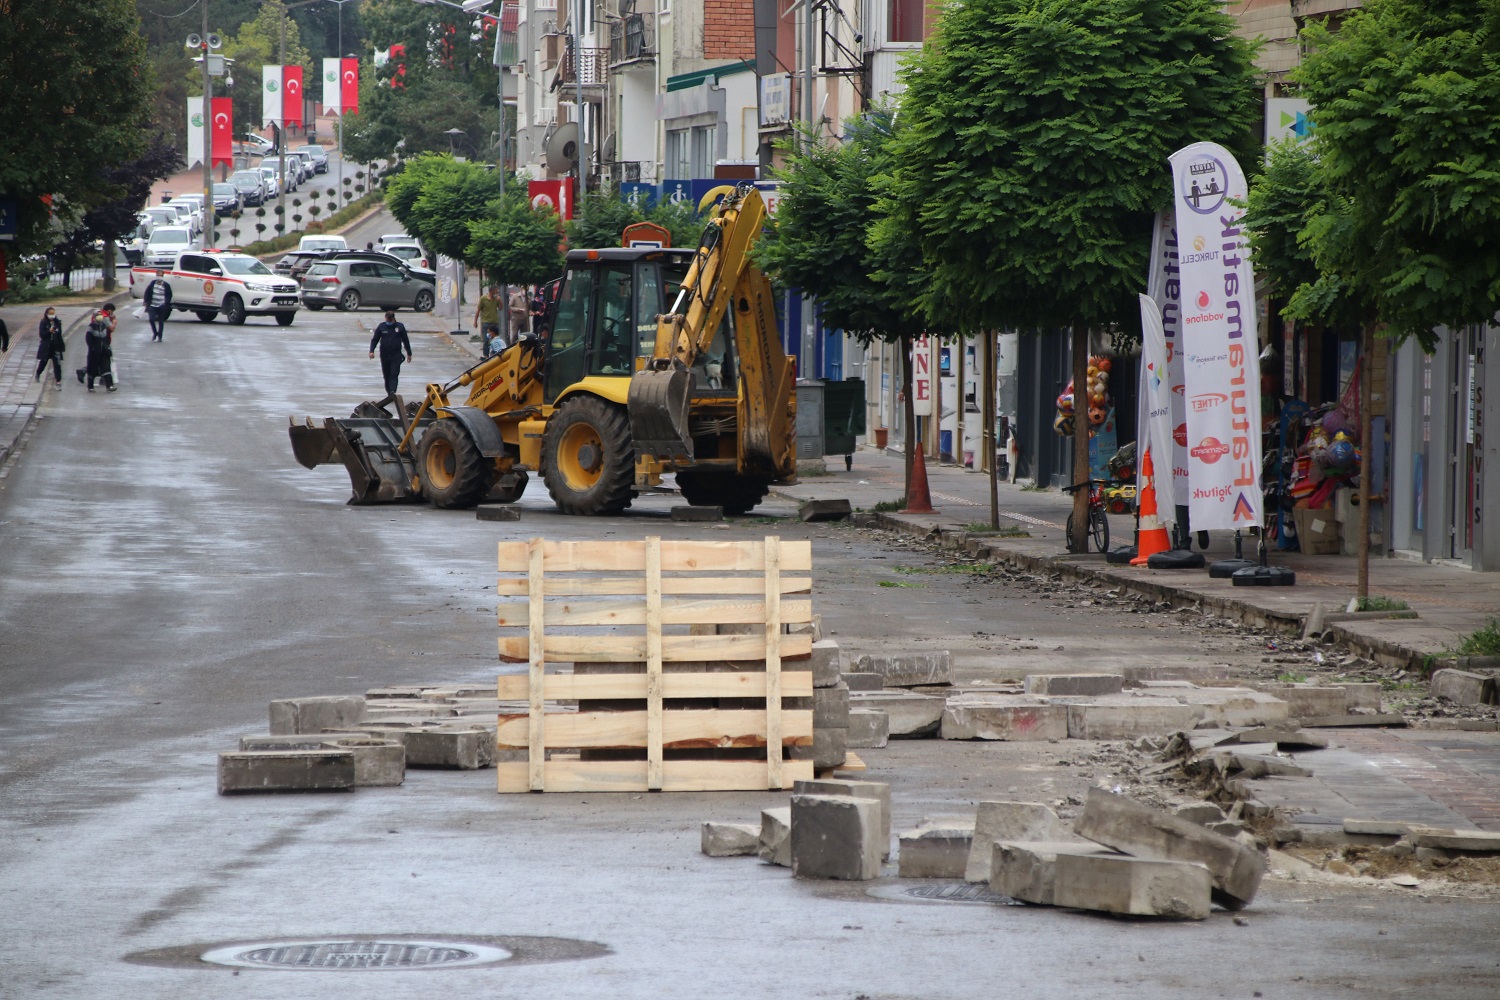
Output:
[
  {"xmin": 474, "ymin": 284, "xmax": 502, "ymax": 356},
  {"xmin": 84, "ymin": 310, "xmax": 116, "ymax": 392},
  {"xmin": 34, "ymin": 307, "xmax": 64, "ymax": 388},
  {"xmin": 369, "ymin": 310, "xmax": 412, "ymax": 396},
  {"xmin": 0, "ymin": 313, "xmax": 10, "ymax": 353},
  {"xmin": 508, "ymin": 285, "xmax": 530, "ymax": 339},
  {"xmin": 144, "ymin": 270, "xmax": 173, "ymax": 341}
]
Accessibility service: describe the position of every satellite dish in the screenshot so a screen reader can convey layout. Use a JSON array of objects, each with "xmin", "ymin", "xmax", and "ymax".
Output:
[
  {"xmin": 185, "ymin": 33, "xmax": 202, "ymax": 49},
  {"xmin": 544, "ymin": 122, "xmax": 579, "ymax": 174},
  {"xmin": 207, "ymin": 33, "xmax": 223, "ymax": 49}
]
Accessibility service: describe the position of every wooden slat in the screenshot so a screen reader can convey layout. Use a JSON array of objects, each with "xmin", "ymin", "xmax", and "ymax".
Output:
[
  {"xmin": 527, "ymin": 538, "xmax": 545, "ymax": 792},
  {"xmin": 496, "ymin": 709, "xmax": 813, "ymax": 750},
  {"xmin": 497, "ymin": 597, "xmax": 813, "ymax": 628},
  {"xmin": 497, "ymin": 758, "xmax": 815, "ymax": 793},
  {"xmin": 645, "ymin": 537, "xmax": 664, "ymax": 791},
  {"xmin": 498, "ymin": 632, "xmax": 812, "ymax": 663},
  {"xmin": 496, "ymin": 575, "xmax": 813, "ymax": 597},
  {"xmin": 498, "ymin": 539, "xmax": 812, "ymax": 574},
  {"xmin": 764, "ymin": 536, "xmax": 783, "ymax": 789},
  {"xmin": 495, "ymin": 670, "xmax": 813, "ymax": 701}
]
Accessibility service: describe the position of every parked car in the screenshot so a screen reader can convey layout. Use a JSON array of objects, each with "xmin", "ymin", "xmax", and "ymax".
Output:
[
  {"xmin": 166, "ymin": 197, "xmax": 204, "ymax": 236},
  {"xmin": 297, "ymin": 234, "xmax": 347, "ymax": 253},
  {"xmin": 295, "ymin": 143, "xmax": 329, "ymax": 173},
  {"xmin": 228, "ymin": 170, "xmax": 267, "ymax": 207},
  {"xmin": 321, "ymin": 249, "xmax": 436, "ymax": 283},
  {"xmin": 288, "ymin": 150, "xmax": 316, "ymax": 182},
  {"xmin": 380, "ymin": 241, "xmax": 430, "ymax": 270},
  {"xmin": 255, "ymin": 166, "xmax": 281, "ymax": 199},
  {"xmin": 212, "ymin": 183, "xmax": 242, "ymax": 217},
  {"xmin": 142, "ymin": 226, "xmax": 195, "ymax": 268},
  {"xmin": 300, "ymin": 259, "xmax": 436, "ymax": 313},
  {"xmin": 240, "ymin": 133, "xmax": 276, "ymax": 156},
  {"xmin": 141, "ymin": 205, "xmax": 180, "ymax": 234},
  {"xmin": 375, "ymin": 233, "xmax": 412, "ymax": 247},
  {"xmin": 272, "ymin": 249, "xmax": 326, "ymax": 281}
]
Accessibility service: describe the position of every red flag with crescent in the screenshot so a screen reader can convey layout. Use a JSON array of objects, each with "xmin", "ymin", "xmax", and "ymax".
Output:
[
  {"xmin": 283, "ymin": 66, "xmax": 304, "ymax": 126},
  {"xmin": 340, "ymin": 58, "xmax": 359, "ymax": 116},
  {"xmin": 210, "ymin": 97, "xmax": 233, "ymax": 168}
]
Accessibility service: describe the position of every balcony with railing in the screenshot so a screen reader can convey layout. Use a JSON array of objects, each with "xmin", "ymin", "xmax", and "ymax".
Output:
[
  {"xmin": 609, "ymin": 11, "xmax": 655, "ymax": 68},
  {"xmin": 557, "ymin": 43, "xmax": 609, "ymax": 91}
]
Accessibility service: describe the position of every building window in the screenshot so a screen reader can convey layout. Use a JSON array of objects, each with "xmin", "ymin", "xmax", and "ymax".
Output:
[
  {"xmin": 889, "ymin": 0, "xmax": 922, "ymax": 43},
  {"xmin": 666, "ymin": 129, "xmax": 690, "ymax": 180},
  {"xmin": 690, "ymin": 124, "xmax": 716, "ymax": 176}
]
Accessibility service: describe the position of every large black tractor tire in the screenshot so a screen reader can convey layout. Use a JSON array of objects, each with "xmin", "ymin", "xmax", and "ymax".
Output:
[
  {"xmin": 675, "ymin": 470, "xmax": 771, "ymax": 516},
  {"xmin": 417, "ymin": 420, "xmax": 492, "ymax": 509},
  {"xmin": 541, "ymin": 396, "xmax": 636, "ymax": 516}
]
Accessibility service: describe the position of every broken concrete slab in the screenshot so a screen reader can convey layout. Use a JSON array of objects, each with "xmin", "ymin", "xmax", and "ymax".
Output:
[
  {"xmin": 1121, "ymin": 663, "xmax": 1229, "ymax": 686},
  {"xmin": 809, "ymin": 639, "xmax": 843, "ymax": 689},
  {"xmin": 1173, "ymin": 802, "xmax": 1227, "ymax": 826},
  {"xmin": 701, "ymin": 821, "xmax": 761, "ymax": 857},
  {"xmin": 964, "ymin": 801, "xmax": 1066, "ymax": 883},
  {"xmin": 671, "ymin": 505, "xmax": 723, "ymax": 521},
  {"xmin": 843, "ymin": 672, "xmax": 884, "ymax": 692},
  {"xmin": 1064, "ymin": 697, "xmax": 1201, "ymax": 740},
  {"xmin": 941, "ymin": 698, "xmax": 1069, "ymax": 741},
  {"xmin": 1074, "ymin": 788, "xmax": 1264, "ymax": 909},
  {"xmin": 1335, "ymin": 682, "xmax": 1384, "ymax": 714},
  {"xmin": 1159, "ymin": 687, "xmax": 1290, "ymax": 728},
  {"xmin": 323, "ymin": 737, "xmax": 405, "ymax": 787},
  {"xmin": 1225, "ymin": 752, "xmax": 1313, "ymax": 779},
  {"xmin": 989, "ymin": 841, "xmax": 1116, "ymax": 904},
  {"xmin": 798, "ymin": 499, "xmax": 852, "ymax": 522},
  {"xmin": 1298, "ymin": 713, "xmax": 1408, "ymax": 728},
  {"xmin": 847, "ymin": 708, "xmax": 890, "ymax": 749},
  {"xmin": 268, "ymin": 695, "xmax": 364, "ymax": 735},
  {"xmin": 1410, "ymin": 829, "xmax": 1500, "ymax": 854},
  {"xmin": 1052, "ymin": 853, "xmax": 1212, "ymax": 920},
  {"xmin": 849, "ymin": 690, "xmax": 944, "ymax": 737},
  {"xmin": 852, "ymin": 650, "xmax": 953, "ymax": 688},
  {"xmin": 813, "ymin": 681, "xmax": 850, "ymax": 728},
  {"xmin": 1234, "ymin": 727, "xmax": 1329, "ymax": 750},
  {"xmin": 794, "ymin": 778, "xmax": 891, "ymax": 859},
  {"xmin": 1430, "ymin": 668, "xmax": 1497, "ymax": 708},
  {"xmin": 1254, "ymin": 683, "xmax": 1348, "ymax": 719},
  {"xmin": 1023, "ymin": 673, "xmax": 1124, "ymax": 697},
  {"xmin": 759, "ymin": 806, "xmax": 792, "ymax": 867},
  {"xmin": 790, "ymin": 794, "xmax": 882, "ymax": 881},
  {"xmin": 217, "ymin": 749, "xmax": 356, "ymax": 794},
  {"xmin": 898, "ymin": 820, "xmax": 975, "ymax": 878},
  {"xmin": 788, "ymin": 726, "xmax": 847, "ymax": 769},
  {"xmin": 402, "ymin": 727, "xmax": 494, "ymax": 769}
]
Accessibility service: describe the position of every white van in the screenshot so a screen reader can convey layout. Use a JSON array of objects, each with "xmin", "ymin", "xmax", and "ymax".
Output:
[{"xmin": 297, "ymin": 235, "xmax": 348, "ymax": 253}]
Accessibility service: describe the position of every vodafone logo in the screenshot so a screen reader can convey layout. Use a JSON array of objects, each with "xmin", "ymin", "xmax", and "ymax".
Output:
[
  {"xmin": 1190, "ymin": 392, "xmax": 1228, "ymax": 412},
  {"xmin": 1190, "ymin": 437, "xmax": 1229, "ymax": 464},
  {"xmin": 1173, "ymin": 424, "xmax": 1187, "ymax": 448},
  {"xmin": 1196, "ymin": 290, "xmax": 1210, "ymax": 308}
]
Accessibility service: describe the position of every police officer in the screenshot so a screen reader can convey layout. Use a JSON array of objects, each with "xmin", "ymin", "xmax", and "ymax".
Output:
[{"xmin": 368, "ymin": 310, "xmax": 413, "ymax": 396}]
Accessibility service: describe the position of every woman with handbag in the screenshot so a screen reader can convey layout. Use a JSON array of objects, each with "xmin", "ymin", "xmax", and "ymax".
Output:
[
  {"xmin": 84, "ymin": 310, "xmax": 115, "ymax": 392},
  {"xmin": 34, "ymin": 307, "xmax": 64, "ymax": 388}
]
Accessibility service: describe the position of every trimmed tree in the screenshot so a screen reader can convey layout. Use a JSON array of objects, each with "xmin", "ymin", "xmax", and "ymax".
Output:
[
  {"xmin": 386, "ymin": 153, "xmax": 498, "ymax": 264},
  {"xmin": 466, "ymin": 186, "xmax": 567, "ymax": 291},
  {"xmin": 877, "ymin": 0, "xmax": 1260, "ymax": 548}
]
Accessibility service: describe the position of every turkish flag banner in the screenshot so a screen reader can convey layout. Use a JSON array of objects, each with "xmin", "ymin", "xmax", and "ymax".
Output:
[
  {"xmin": 211, "ymin": 97, "xmax": 233, "ymax": 168},
  {"xmin": 340, "ymin": 58, "xmax": 359, "ymax": 116},
  {"xmin": 283, "ymin": 65, "xmax": 304, "ymax": 126},
  {"xmin": 528, "ymin": 179, "xmax": 574, "ymax": 220}
]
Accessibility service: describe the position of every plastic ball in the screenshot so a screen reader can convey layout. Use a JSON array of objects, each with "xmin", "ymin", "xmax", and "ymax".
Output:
[
  {"xmin": 1054, "ymin": 413, "xmax": 1075, "ymax": 436},
  {"xmin": 1098, "ymin": 358, "xmax": 1113, "ymax": 373}
]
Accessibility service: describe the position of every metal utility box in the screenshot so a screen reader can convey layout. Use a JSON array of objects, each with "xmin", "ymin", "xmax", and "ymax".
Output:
[{"xmin": 821, "ymin": 378, "xmax": 866, "ymax": 470}]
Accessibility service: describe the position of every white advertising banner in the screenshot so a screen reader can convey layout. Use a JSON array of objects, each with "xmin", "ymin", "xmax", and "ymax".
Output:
[
  {"xmin": 434, "ymin": 255, "xmax": 463, "ymax": 327},
  {"xmin": 187, "ymin": 96, "xmax": 205, "ymax": 167},
  {"xmin": 262, "ymin": 64, "xmax": 283, "ymax": 126},
  {"xmin": 1137, "ymin": 294, "xmax": 1177, "ymax": 531},
  {"xmin": 1169, "ymin": 142, "xmax": 1263, "ymax": 532},
  {"xmin": 1145, "ymin": 210, "xmax": 1186, "ymax": 514},
  {"xmin": 323, "ymin": 57, "xmax": 343, "ymax": 115},
  {"xmin": 911, "ymin": 336, "xmax": 933, "ymax": 417}
]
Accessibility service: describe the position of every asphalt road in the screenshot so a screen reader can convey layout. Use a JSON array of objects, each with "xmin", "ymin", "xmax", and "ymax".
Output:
[{"xmin": 2, "ymin": 300, "xmax": 1497, "ymax": 999}]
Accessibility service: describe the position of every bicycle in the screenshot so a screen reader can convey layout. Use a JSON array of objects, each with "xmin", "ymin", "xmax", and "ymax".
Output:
[{"xmin": 1061, "ymin": 479, "xmax": 1111, "ymax": 553}]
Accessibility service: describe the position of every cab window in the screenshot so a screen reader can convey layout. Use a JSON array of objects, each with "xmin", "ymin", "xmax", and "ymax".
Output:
[
  {"xmin": 544, "ymin": 266, "xmax": 594, "ymax": 400},
  {"xmin": 589, "ymin": 264, "xmax": 634, "ymax": 375},
  {"xmin": 634, "ymin": 263, "xmax": 661, "ymax": 360}
]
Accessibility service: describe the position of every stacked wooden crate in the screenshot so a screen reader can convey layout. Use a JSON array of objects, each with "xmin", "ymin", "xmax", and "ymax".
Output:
[{"xmin": 495, "ymin": 538, "xmax": 818, "ymax": 793}]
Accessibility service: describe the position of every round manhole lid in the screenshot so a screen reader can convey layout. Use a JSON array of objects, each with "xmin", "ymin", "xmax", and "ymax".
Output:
[{"xmin": 201, "ymin": 939, "xmax": 510, "ymax": 970}]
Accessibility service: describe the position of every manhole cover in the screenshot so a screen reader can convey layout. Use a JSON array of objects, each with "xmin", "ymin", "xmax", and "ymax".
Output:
[
  {"xmin": 200, "ymin": 940, "xmax": 510, "ymax": 970},
  {"xmin": 865, "ymin": 882, "xmax": 1018, "ymax": 905}
]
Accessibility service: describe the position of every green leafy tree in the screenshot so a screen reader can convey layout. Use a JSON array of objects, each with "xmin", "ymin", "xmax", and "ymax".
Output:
[
  {"xmin": 877, "ymin": 0, "xmax": 1260, "ymax": 548},
  {"xmin": 386, "ymin": 153, "xmax": 498, "ymax": 263},
  {"xmin": 467, "ymin": 187, "xmax": 566, "ymax": 288},
  {"xmin": 565, "ymin": 186, "xmax": 641, "ymax": 249},
  {"xmin": 0, "ymin": 0, "xmax": 156, "ymax": 255}
]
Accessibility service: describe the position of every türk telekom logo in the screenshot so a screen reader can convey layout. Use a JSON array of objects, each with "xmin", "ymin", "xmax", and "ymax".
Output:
[
  {"xmin": 1190, "ymin": 437, "xmax": 1229, "ymax": 464},
  {"xmin": 1173, "ymin": 423, "xmax": 1188, "ymax": 447},
  {"xmin": 1190, "ymin": 393, "xmax": 1228, "ymax": 412}
]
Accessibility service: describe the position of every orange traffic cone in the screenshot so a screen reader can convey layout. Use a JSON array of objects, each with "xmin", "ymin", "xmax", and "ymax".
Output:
[
  {"xmin": 1130, "ymin": 445, "xmax": 1171, "ymax": 565},
  {"xmin": 902, "ymin": 447, "xmax": 935, "ymax": 514}
]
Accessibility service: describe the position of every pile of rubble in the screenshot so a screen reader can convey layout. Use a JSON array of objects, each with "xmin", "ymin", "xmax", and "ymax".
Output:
[{"xmin": 704, "ymin": 782, "xmax": 1265, "ymax": 920}]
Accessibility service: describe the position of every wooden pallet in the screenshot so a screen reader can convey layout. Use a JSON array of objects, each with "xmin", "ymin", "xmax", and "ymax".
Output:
[{"xmin": 495, "ymin": 538, "xmax": 816, "ymax": 793}]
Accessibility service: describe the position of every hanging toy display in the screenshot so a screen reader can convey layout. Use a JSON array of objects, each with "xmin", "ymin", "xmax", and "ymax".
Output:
[
  {"xmin": 1054, "ymin": 380, "xmax": 1077, "ymax": 437},
  {"xmin": 1054, "ymin": 355, "xmax": 1116, "ymax": 436}
]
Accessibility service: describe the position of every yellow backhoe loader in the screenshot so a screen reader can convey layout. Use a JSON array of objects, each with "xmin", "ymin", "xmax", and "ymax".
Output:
[{"xmin": 289, "ymin": 184, "xmax": 797, "ymax": 515}]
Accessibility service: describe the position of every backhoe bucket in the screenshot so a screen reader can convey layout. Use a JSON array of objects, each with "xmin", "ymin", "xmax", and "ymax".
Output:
[
  {"xmin": 288, "ymin": 409, "xmax": 427, "ymax": 504},
  {"xmin": 628, "ymin": 366, "xmax": 696, "ymax": 463}
]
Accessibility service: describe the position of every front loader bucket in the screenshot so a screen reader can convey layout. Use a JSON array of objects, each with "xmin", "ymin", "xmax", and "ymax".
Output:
[
  {"xmin": 287, "ymin": 411, "xmax": 427, "ymax": 505},
  {"xmin": 628, "ymin": 366, "xmax": 695, "ymax": 463}
]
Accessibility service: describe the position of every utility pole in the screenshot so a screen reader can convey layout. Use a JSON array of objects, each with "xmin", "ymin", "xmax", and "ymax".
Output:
[
  {"xmin": 278, "ymin": 1, "xmax": 289, "ymax": 244},
  {"xmin": 575, "ymin": 0, "xmax": 587, "ymax": 198},
  {"xmin": 202, "ymin": 0, "xmax": 216, "ymax": 249}
]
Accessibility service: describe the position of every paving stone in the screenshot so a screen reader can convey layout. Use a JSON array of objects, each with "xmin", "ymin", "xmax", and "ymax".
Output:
[
  {"xmin": 476, "ymin": 506, "xmax": 520, "ymax": 521},
  {"xmin": 217, "ymin": 749, "xmax": 355, "ymax": 794},
  {"xmin": 790, "ymin": 794, "xmax": 881, "ymax": 881},
  {"xmin": 964, "ymin": 801, "xmax": 1066, "ymax": 883},
  {"xmin": 1074, "ymin": 787, "xmax": 1264, "ymax": 909},
  {"xmin": 1160, "ymin": 687, "xmax": 1290, "ymax": 727},
  {"xmin": 798, "ymin": 498, "xmax": 852, "ymax": 522},
  {"xmin": 847, "ymin": 708, "xmax": 890, "ymax": 749},
  {"xmin": 813, "ymin": 681, "xmax": 850, "ymax": 728},
  {"xmin": 268, "ymin": 695, "xmax": 364, "ymax": 735},
  {"xmin": 1235, "ymin": 727, "xmax": 1329, "ymax": 750},
  {"xmin": 1336, "ymin": 682, "xmax": 1384, "ymax": 714},
  {"xmin": 1343, "ymin": 819, "xmax": 1421, "ymax": 837},
  {"xmin": 989, "ymin": 841, "xmax": 1115, "ymax": 904},
  {"xmin": 1173, "ymin": 802, "xmax": 1227, "ymax": 826},
  {"xmin": 402, "ymin": 727, "xmax": 494, "ymax": 769},
  {"xmin": 1430, "ymin": 669, "xmax": 1497, "ymax": 708},
  {"xmin": 323, "ymin": 737, "xmax": 405, "ymax": 786},
  {"xmin": 849, "ymin": 690, "xmax": 944, "ymax": 737},
  {"xmin": 898, "ymin": 820, "xmax": 975, "ymax": 878},
  {"xmin": 1064, "ymin": 697, "xmax": 1201, "ymax": 740},
  {"xmin": 701, "ymin": 821, "xmax": 761, "ymax": 857},
  {"xmin": 1225, "ymin": 752, "xmax": 1313, "ymax": 779},
  {"xmin": 1052, "ymin": 853, "xmax": 1212, "ymax": 920},
  {"xmin": 759, "ymin": 806, "xmax": 792, "ymax": 867},
  {"xmin": 1298, "ymin": 713, "xmax": 1408, "ymax": 728},
  {"xmin": 1255, "ymin": 683, "xmax": 1347, "ymax": 719},
  {"xmin": 1121, "ymin": 663, "xmax": 1229, "ymax": 686},
  {"xmin": 1410, "ymin": 829, "xmax": 1500, "ymax": 853},
  {"xmin": 941, "ymin": 697, "xmax": 1069, "ymax": 741},
  {"xmin": 809, "ymin": 639, "xmax": 844, "ymax": 689},
  {"xmin": 1023, "ymin": 673, "xmax": 1124, "ymax": 697},
  {"xmin": 794, "ymin": 779, "xmax": 892, "ymax": 859},
  {"xmin": 844, "ymin": 672, "xmax": 885, "ymax": 691},
  {"xmin": 789, "ymin": 726, "xmax": 847, "ymax": 768},
  {"xmin": 852, "ymin": 650, "xmax": 953, "ymax": 688},
  {"xmin": 671, "ymin": 505, "xmax": 723, "ymax": 521}
]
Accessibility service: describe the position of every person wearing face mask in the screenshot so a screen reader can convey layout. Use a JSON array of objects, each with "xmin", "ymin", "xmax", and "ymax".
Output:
[{"xmin": 34, "ymin": 307, "xmax": 65, "ymax": 388}]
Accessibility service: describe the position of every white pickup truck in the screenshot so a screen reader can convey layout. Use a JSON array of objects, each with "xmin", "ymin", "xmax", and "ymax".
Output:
[{"xmin": 130, "ymin": 249, "xmax": 301, "ymax": 325}]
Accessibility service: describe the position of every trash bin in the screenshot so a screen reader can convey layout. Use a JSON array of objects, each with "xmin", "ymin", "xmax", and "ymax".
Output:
[
  {"xmin": 796, "ymin": 382, "xmax": 825, "ymax": 465},
  {"xmin": 821, "ymin": 378, "xmax": 866, "ymax": 471}
]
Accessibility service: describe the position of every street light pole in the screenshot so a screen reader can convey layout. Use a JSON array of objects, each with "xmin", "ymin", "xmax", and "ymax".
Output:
[{"xmin": 202, "ymin": 0, "xmax": 215, "ymax": 249}]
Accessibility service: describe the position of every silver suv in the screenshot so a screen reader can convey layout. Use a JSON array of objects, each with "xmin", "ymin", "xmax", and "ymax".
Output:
[{"xmin": 300, "ymin": 259, "xmax": 436, "ymax": 313}]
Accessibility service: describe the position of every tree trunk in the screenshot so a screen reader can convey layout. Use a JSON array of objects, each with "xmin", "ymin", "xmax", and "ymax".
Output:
[
  {"xmin": 956, "ymin": 334, "xmax": 966, "ymax": 470},
  {"xmin": 985, "ymin": 330, "xmax": 999, "ymax": 530},
  {"xmin": 102, "ymin": 241, "xmax": 116, "ymax": 293},
  {"xmin": 1357, "ymin": 321, "xmax": 1376, "ymax": 602},
  {"xmin": 902, "ymin": 334, "xmax": 915, "ymax": 504},
  {"xmin": 1070, "ymin": 324, "xmax": 1091, "ymax": 552}
]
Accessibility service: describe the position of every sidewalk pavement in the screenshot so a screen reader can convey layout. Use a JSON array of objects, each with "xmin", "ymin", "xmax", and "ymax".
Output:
[
  {"xmin": 775, "ymin": 447, "xmax": 1500, "ymax": 671},
  {"xmin": 0, "ymin": 298, "xmax": 120, "ymax": 469}
]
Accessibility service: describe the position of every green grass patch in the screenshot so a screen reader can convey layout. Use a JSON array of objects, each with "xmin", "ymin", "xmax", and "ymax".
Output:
[
  {"xmin": 964, "ymin": 522, "xmax": 1030, "ymax": 538},
  {"xmin": 1353, "ymin": 595, "xmax": 1411, "ymax": 612},
  {"xmin": 1020, "ymin": 483, "xmax": 1048, "ymax": 492},
  {"xmin": 895, "ymin": 563, "xmax": 990, "ymax": 575},
  {"xmin": 1455, "ymin": 617, "xmax": 1500, "ymax": 657},
  {"xmin": 865, "ymin": 498, "xmax": 904, "ymax": 513},
  {"xmin": 878, "ymin": 580, "xmax": 923, "ymax": 588},
  {"xmin": 1276, "ymin": 671, "xmax": 1308, "ymax": 684}
]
